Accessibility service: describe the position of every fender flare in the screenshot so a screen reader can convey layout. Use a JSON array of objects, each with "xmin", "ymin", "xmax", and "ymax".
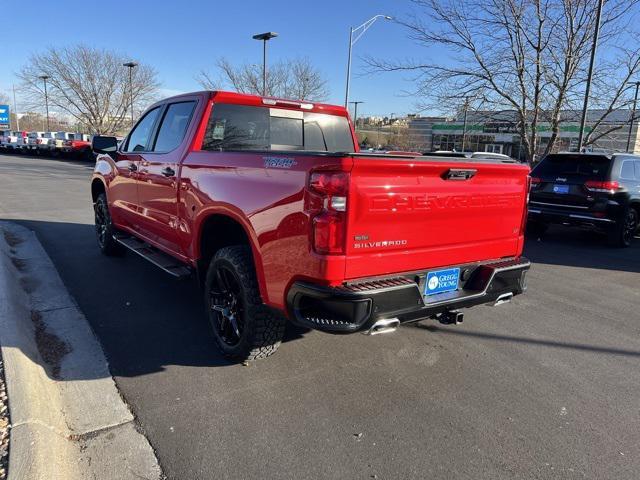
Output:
[{"xmin": 193, "ymin": 205, "xmax": 269, "ymax": 304}]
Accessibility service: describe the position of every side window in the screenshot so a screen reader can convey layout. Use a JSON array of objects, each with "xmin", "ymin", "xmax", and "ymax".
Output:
[
  {"xmin": 202, "ymin": 103, "xmax": 269, "ymax": 151},
  {"xmin": 123, "ymin": 107, "xmax": 161, "ymax": 152},
  {"xmin": 620, "ymin": 160, "xmax": 635, "ymax": 180},
  {"xmin": 153, "ymin": 101, "xmax": 196, "ymax": 152}
]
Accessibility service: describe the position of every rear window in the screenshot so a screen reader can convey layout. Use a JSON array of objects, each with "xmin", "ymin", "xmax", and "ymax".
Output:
[
  {"xmin": 202, "ymin": 103, "xmax": 355, "ymax": 153},
  {"xmin": 532, "ymin": 154, "xmax": 611, "ymax": 180}
]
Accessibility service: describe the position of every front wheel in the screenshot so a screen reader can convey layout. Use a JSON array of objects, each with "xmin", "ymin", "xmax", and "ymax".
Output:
[
  {"xmin": 608, "ymin": 208, "xmax": 638, "ymax": 248},
  {"xmin": 94, "ymin": 193, "xmax": 125, "ymax": 256},
  {"xmin": 205, "ymin": 246, "xmax": 286, "ymax": 361}
]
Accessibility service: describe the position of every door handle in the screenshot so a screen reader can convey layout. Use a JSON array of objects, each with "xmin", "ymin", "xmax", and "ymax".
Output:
[
  {"xmin": 161, "ymin": 166, "xmax": 175, "ymax": 177},
  {"xmin": 128, "ymin": 163, "xmax": 137, "ymax": 172}
]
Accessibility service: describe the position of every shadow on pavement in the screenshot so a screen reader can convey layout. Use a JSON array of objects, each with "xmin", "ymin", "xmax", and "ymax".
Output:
[
  {"xmin": 5, "ymin": 218, "xmax": 640, "ymax": 382},
  {"xmin": 4, "ymin": 219, "xmax": 308, "ymax": 381},
  {"xmin": 524, "ymin": 225, "xmax": 640, "ymax": 273},
  {"xmin": 410, "ymin": 323, "xmax": 640, "ymax": 358}
]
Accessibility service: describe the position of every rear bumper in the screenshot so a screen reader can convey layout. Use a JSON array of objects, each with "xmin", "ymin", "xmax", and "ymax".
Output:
[
  {"xmin": 286, "ymin": 257, "xmax": 530, "ymax": 333},
  {"xmin": 528, "ymin": 204, "xmax": 617, "ymax": 228}
]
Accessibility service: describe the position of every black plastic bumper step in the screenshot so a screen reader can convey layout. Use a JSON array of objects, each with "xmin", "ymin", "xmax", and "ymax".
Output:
[{"xmin": 113, "ymin": 233, "xmax": 192, "ymax": 279}]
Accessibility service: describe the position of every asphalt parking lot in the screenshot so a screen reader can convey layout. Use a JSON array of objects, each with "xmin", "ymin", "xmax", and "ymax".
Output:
[{"xmin": 1, "ymin": 152, "xmax": 639, "ymax": 480}]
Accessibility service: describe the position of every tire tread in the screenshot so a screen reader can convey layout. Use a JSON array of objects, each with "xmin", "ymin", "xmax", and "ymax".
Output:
[{"xmin": 207, "ymin": 246, "xmax": 286, "ymax": 361}]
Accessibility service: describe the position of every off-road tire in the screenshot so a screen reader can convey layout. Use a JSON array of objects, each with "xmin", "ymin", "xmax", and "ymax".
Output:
[
  {"xmin": 205, "ymin": 246, "xmax": 286, "ymax": 361},
  {"xmin": 608, "ymin": 208, "xmax": 637, "ymax": 248},
  {"xmin": 94, "ymin": 193, "xmax": 125, "ymax": 256}
]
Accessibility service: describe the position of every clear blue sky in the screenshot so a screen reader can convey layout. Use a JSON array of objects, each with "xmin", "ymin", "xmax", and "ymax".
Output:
[{"xmin": 2, "ymin": 0, "xmax": 427, "ymax": 117}]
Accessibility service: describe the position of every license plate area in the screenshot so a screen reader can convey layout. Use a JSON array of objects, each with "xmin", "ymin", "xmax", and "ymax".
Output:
[
  {"xmin": 552, "ymin": 184, "xmax": 570, "ymax": 194},
  {"xmin": 425, "ymin": 267, "xmax": 460, "ymax": 296}
]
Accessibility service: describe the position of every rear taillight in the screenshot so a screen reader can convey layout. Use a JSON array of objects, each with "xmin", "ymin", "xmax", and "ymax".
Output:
[
  {"xmin": 584, "ymin": 180, "xmax": 620, "ymax": 193},
  {"xmin": 308, "ymin": 171, "xmax": 349, "ymax": 255}
]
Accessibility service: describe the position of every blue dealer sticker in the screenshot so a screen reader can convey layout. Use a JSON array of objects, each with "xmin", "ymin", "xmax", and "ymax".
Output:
[{"xmin": 425, "ymin": 268, "xmax": 460, "ymax": 296}]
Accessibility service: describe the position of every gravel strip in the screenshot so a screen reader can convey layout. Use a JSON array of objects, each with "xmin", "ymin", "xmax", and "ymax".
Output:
[{"xmin": 0, "ymin": 357, "xmax": 9, "ymax": 479}]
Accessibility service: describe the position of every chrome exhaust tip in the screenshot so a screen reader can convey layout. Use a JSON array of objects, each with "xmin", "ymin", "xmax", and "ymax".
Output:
[
  {"xmin": 493, "ymin": 292, "xmax": 513, "ymax": 306},
  {"xmin": 363, "ymin": 318, "xmax": 400, "ymax": 336}
]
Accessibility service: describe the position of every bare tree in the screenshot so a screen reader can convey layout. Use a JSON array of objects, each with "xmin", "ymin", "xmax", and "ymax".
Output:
[
  {"xmin": 366, "ymin": 0, "xmax": 640, "ymax": 161},
  {"xmin": 196, "ymin": 57, "xmax": 329, "ymax": 101},
  {"xmin": 17, "ymin": 45, "xmax": 159, "ymax": 134}
]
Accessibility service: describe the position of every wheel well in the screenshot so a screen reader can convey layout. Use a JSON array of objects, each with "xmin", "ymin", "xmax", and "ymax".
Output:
[
  {"xmin": 91, "ymin": 179, "xmax": 105, "ymax": 202},
  {"xmin": 198, "ymin": 215, "xmax": 252, "ymax": 279}
]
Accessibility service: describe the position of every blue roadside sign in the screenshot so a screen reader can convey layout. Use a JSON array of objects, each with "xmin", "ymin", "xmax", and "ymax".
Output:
[{"xmin": 0, "ymin": 105, "xmax": 9, "ymax": 128}]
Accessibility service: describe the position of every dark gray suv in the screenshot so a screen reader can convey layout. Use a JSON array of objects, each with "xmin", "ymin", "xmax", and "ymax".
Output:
[{"xmin": 528, "ymin": 153, "xmax": 640, "ymax": 247}]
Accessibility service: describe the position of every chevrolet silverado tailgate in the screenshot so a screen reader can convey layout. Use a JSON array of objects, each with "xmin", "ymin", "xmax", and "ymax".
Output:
[{"xmin": 345, "ymin": 155, "xmax": 530, "ymax": 279}]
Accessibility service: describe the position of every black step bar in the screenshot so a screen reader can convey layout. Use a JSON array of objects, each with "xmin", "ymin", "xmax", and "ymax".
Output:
[{"xmin": 113, "ymin": 233, "xmax": 192, "ymax": 279}]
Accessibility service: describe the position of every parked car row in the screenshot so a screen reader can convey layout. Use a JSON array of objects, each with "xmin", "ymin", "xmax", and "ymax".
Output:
[{"xmin": 0, "ymin": 130, "xmax": 94, "ymax": 160}]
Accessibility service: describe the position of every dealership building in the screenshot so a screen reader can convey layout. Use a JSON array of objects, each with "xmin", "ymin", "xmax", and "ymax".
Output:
[{"xmin": 408, "ymin": 109, "xmax": 639, "ymax": 159}]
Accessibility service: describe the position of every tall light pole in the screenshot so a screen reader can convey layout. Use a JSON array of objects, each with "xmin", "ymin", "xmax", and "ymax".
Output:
[
  {"xmin": 123, "ymin": 62, "xmax": 138, "ymax": 128},
  {"xmin": 344, "ymin": 14, "xmax": 393, "ymax": 107},
  {"xmin": 252, "ymin": 32, "xmax": 278, "ymax": 96},
  {"xmin": 577, "ymin": 0, "xmax": 604, "ymax": 152},
  {"xmin": 39, "ymin": 75, "xmax": 50, "ymax": 131},
  {"xmin": 461, "ymin": 97, "xmax": 470, "ymax": 152},
  {"xmin": 349, "ymin": 101, "xmax": 364, "ymax": 129},
  {"xmin": 626, "ymin": 81, "xmax": 640, "ymax": 153},
  {"xmin": 12, "ymin": 84, "xmax": 19, "ymax": 131}
]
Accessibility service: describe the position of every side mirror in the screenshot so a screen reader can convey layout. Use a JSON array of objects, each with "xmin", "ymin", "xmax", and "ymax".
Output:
[{"xmin": 92, "ymin": 135, "xmax": 118, "ymax": 155}]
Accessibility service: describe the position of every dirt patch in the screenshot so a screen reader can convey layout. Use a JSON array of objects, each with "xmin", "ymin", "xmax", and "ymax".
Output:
[
  {"xmin": 10, "ymin": 257, "xmax": 26, "ymax": 272},
  {"xmin": 2, "ymin": 231, "xmax": 22, "ymax": 248},
  {"xmin": 0, "ymin": 357, "xmax": 8, "ymax": 480},
  {"xmin": 19, "ymin": 277, "xmax": 37, "ymax": 294},
  {"xmin": 31, "ymin": 311, "xmax": 71, "ymax": 380}
]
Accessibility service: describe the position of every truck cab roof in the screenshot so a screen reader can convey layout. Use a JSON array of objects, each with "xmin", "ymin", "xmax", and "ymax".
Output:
[{"xmin": 153, "ymin": 90, "xmax": 349, "ymax": 118}]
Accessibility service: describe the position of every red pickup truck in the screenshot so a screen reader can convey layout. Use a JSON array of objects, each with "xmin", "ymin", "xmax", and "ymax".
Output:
[
  {"xmin": 63, "ymin": 134, "xmax": 93, "ymax": 160},
  {"xmin": 91, "ymin": 91, "xmax": 531, "ymax": 361}
]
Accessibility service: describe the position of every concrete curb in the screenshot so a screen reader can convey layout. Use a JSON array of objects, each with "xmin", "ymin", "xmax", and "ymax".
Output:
[{"xmin": 0, "ymin": 221, "xmax": 162, "ymax": 480}]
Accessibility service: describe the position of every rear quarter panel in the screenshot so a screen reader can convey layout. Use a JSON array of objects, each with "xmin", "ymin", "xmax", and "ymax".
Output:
[{"xmin": 179, "ymin": 151, "xmax": 352, "ymax": 309}]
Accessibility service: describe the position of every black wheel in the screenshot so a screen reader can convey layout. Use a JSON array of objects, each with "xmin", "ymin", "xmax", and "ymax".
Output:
[
  {"xmin": 527, "ymin": 220, "xmax": 548, "ymax": 237},
  {"xmin": 608, "ymin": 208, "xmax": 638, "ymax": 248},
  {"xmin": 94, "ymin": 193, "xmax": 125, "ymax": 256},
  {"xmin": 205, "ymin": 246, "xmax": 286, "ymax": 361}
]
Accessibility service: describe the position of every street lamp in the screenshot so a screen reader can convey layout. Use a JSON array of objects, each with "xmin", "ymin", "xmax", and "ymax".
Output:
[
  {"xmin": 344, "ymin": 14, "xmax": 393, "ymax": 107},
  {"xmin": 12, "ymin": 84, "xmax": 20, "ymax": 131},
  {"xmin": 252, "ymin": 32, "xmax": 278, "ymax": 96},
  {"xmin": 39, "ymin": 75, "xmax": 50, "ymax": 131},
  {"xmin": 123, "ymin": 62, "xmax": 138, "ymax": 128},
  {"xmin": 577, "ymin": 0, "xmax": 604, "ymax": 152},
  {"xmin": 626, "ymin": 81, "xmax": 640, "ymax": 153},
  {"xmin": 461, "ymin": 97, "xmax": 470, "ymax": 152},
  {"xmin": 349, "ymin": 101, "xmax": 364, "ymax": 129}
]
